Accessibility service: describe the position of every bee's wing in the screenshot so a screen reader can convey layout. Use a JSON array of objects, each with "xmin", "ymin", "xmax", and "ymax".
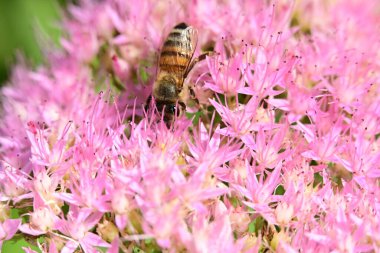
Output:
[
  {"xmin": 158, "ymin": 26, "xmax": 198, "ymax": 83},
  {"xmin": 183, "ymin": 26, "xmax": 198, "ymax": 73}
]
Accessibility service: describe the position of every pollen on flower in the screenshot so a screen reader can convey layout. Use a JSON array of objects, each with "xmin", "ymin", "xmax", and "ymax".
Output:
[
  {"xmin": 255, "ymin": 107, "xmax": 271, "ymax": 123},
  {"xmin": 176, "ymin": 154, "xmax": 187, "ymax": 166}
]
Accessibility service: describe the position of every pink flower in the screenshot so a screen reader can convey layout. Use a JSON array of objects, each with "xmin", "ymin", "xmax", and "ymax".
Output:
[
  {"xmin": 297, "ymin": 119, "xmax": 343, "ymax": 163},
  {"xmin": 242, "ymin": 124, "xmax": 290, "ymax": 169},
  {"xmin": 0, "ymin": 0, "xmax": 380, "ymax": 252},
  {"xmin": 267, "ymin": 84, "xmax": 316, "ymax": 123},
  {"xmin": 32, "ymin": 170, "xmax": 62, "ymax": 214},
  {"xmin": 186, "ymin": 123, "xmax": 243, "ymax": 174},
  {"xmin": 241, "ymin": 46, "xmax": 295, "ymax": 99},
  {"xmin": 19, "ymin": 206, "xmax": 56, "ymax": 236},
  {"xmin": 0, "ymin": 219, "xmax": 21, "ymax": 248},
  {"xmin": 57, "ymin": 165, "xmax": 110, "ymax": 212},
  {"xmin": 56, "ymin": 207, "xmax": 109, "ymax": 253},
  {"xmin": 210, "ymin": 96, "xmax": 259, "ymax": 137},
  {"xmin": 335, "ymin": 134, "xmax": 380, "ymax": 189},
  {"xmin": 205, "ymin": 49, "xmax": 247, "ymax": 95},
  {"xmin": 234, "ymin": 162, "xmax": 283, "ymax": 223},
  {"xmin": 0, "ymin": 162, "xmax": 31, "ymax": 203}
]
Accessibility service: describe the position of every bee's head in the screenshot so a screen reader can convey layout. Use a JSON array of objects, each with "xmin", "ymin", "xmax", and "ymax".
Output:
[
  {"xmin": 148, "ymin": 75, "xmax": 185, "ymax": 127},
  {"xmin": 155, "ymin": 101, "xmax": 181, "ymax": 126}
]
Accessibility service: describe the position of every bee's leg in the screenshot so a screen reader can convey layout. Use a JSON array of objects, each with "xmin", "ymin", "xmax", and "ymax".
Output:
[
  {"xmin": 179, "ymin": 101, "xmax": 186, "ymax": 110},
  {"xmin": 145, "ymin": 95, "xmax": 152, "ymax": 111},
  {"xmin": 174, "ymin": 101, "xmax": 186, "ymax": 118},
  {"xmin": 184, "ymin": 51, "xmax": 215, "ymax": 78},
  {"xmin": 189, "ymin": 86, "xmax": 196, "ymax": 100}
]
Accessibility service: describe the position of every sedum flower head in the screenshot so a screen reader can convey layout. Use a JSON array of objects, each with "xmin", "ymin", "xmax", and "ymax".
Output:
[{"xmin": 1, "ymin": 0, "xmax": 380, "ymax": 252}]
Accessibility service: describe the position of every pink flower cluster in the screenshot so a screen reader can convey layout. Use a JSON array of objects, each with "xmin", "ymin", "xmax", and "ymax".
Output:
[{"xmin": 1, "ymin": 0, "xmax": 380, "ymax": 252}]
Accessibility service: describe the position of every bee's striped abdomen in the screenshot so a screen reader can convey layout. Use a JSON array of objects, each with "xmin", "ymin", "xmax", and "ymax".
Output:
[{"xmin": 158, "ymin": 22, "xmax": 195, "ymax": 75}]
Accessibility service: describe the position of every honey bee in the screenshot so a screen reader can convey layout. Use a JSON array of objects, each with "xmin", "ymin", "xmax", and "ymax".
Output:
[{"xmin": 146, "ymin": 22, "xmax": 209, "ymax": 126}]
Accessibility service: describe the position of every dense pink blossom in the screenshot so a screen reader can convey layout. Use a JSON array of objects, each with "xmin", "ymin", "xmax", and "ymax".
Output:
[{"xmin": 1, "ymin": 0, "xmax": 380, "ymax": 252}]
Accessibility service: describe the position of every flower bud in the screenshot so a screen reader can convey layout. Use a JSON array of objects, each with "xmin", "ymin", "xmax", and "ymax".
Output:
[
  {"xmin": 0, "ymin": 203, "xmax": 10, "ymax": 222},
  {"xmin": 112, "ymin": 190, "xmax": 130, "ymax": 214},
  {"xmin": 30, "ymin": 207, "xmax": 54, "ymax": 232},
  {"xmin": 97, "ymin": 219, "xmax": 119, "ymax": 243},
  {"xmin": 270, "ymin": 231, "xmax": 290, "ymax": 251},
  {"xmin": 275, "ymin": 202, "xmax": 294, "ymax": 225}
]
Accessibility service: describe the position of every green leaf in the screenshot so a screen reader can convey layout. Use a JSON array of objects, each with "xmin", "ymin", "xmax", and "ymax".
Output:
[
  {"xmin": 138, "ymin": 65, "xmax": 150, "ymax": 83},
  {"xmin": 96, "ymin": 246, "xmax": 108, "ymax": 253},
  {"xmin": 10, "ymin": 208, "xmax": 21, "ymax": 219},
  {"xmin": 227, "ymin": 195, "xmax": 240, "ymax": 208},
  {"xmin": 62, "ymin": 202, "xmax": 70, "ymax": 216},
  {"xmin": 331, "ymin": 175, "xmax": 343, "ymax": 188},
  {"xmin": 310, "ymin": 160, "xmax": 318, "ymax": 166},
  {"xmin": 10, "ymin": 208, "xmax": 29, "ymax": 223},
  {"xmin": 300, "ymin": 115, "xmax": 311, "ymax": 124},
  {"xmin": 186, "ymin": 110, "xmax": 202, "ymax": 125},
  {"xmin": 274, "ymin": 185, "xmax": 285, "ymax": 195},
  {"xmin": 132, "ymin": 246, "xmax": 146, "ymax": 253},
  {"xmin": 148, "ymin": 249, "xmax": 162, "ymax": 253},
  {"xmin": 2, "ymin": 235, "xmax": 41, "ymax": 253},
  {"xmin": 144, "ymin": 238, "xmax": 153, "ymax": 245},
  {"xmin": 248, "ymin": 221, "xmax": 255, "ymax": 233},
  {"xmin": 275, "ymin": 110, "xmax": 283, "ymax": 123},
  {"xmin": 111, "ymin": 74, "xmax": 126, "ymax": 92},
  {"xmin": 248, "ymin": 216, "xmax": 265, "ymax": 236},
  {"xmin": 313, "ymin": 172, "xmax": 323, "ymax": 187}
]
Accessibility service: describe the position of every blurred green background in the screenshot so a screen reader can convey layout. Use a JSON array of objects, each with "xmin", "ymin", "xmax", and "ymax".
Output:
[
  {"xmin": 0, "ymin": 0, "xmax": 70, "ymax": 87},
  {"xmin": 0, "ymin": 1, "xmax": 66, "ymax": 252}
]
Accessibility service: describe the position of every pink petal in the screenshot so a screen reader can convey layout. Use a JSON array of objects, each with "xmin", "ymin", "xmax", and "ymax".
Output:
[
  {"xmin": 305, "ymin": 232, "xmax": 331, "ymax": 244},
  {"xmin": 115, "ymin": 214, "xmax": 128, "ymax": 231},
  {"xmin": 267, "ymin": 98, "xmax": 290, "ymax": 110},
  {"xmin": 112, "ymin": 35, "xmax": 129, "ymax": 45},
  {"xmin": 108, "ymin": 237, "xmax": 120, "ymax": 253},
  {"xmin": 83, "ymin": 232, "xmax": 110, "ymax": 248},
  {"xmin": 233, "ymin": 185, "xmax": 252, "ymax": 201},
  {"xmin": 301, "ymin": 150, "xmax": 319, "ymax": 160},
  {"xmin": 61, "ymin": 240, "xmax": 79, "ymax": 253},
  {"xmin": 197, "ymin": 187, "xmax": 229, "ymax": 200},
  {"xmin": 3, "ymin": 219, "xmax": 21, "ymax": 240},
  {"xmin": 55, "ymin": 193, "xmax": 81, "ymax": 206},
  {"xmin": 19, "ymin": 224, "xmax": 46, "ymax": 236},
  {"xmin": 49, "ymin": 240, "xmax": 59, "ymax": 253}
]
